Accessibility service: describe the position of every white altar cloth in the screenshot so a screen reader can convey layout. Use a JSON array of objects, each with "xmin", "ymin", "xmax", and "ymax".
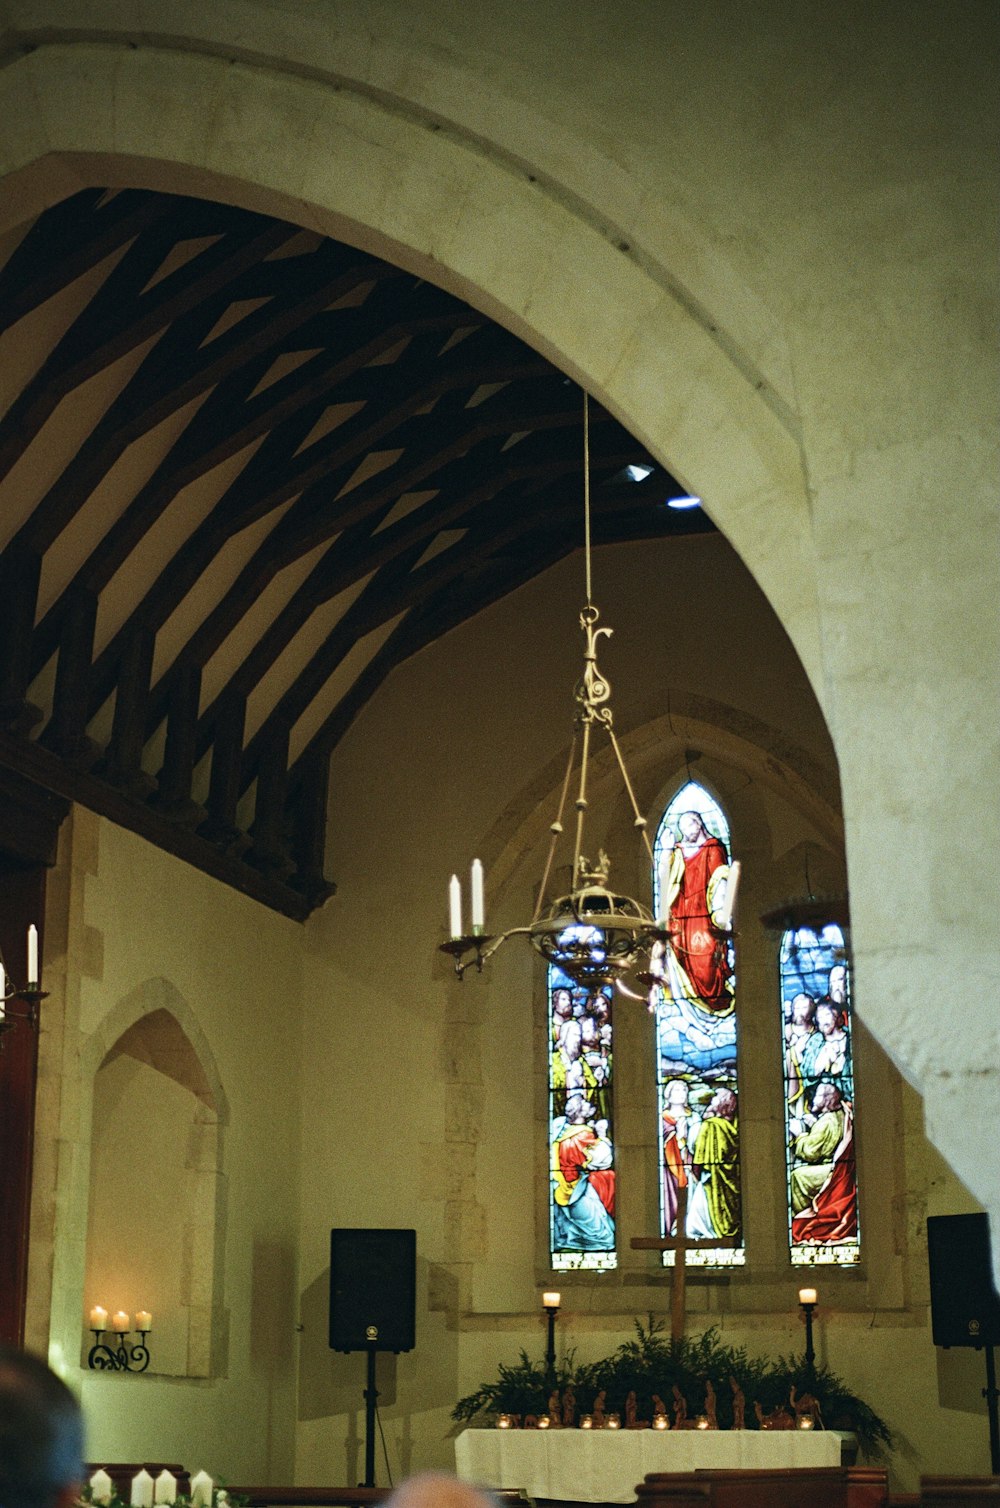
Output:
[{"xmin": 455, "ymin": 1426, "xmax": 842, "ymax": 1504}]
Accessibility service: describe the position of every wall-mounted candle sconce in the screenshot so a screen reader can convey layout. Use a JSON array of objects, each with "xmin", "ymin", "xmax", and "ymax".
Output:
[
  {"xmin": 0, "ymin": 925, "xmax": 47, "ymax": 1048},
  {"xmin": 87, "ymin": 1306, "xmax": 153, "ymax": 1372}
]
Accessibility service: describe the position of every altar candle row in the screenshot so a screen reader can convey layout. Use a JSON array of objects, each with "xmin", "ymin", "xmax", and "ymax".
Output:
[
  {"xmin": 448, "ymin": 859, "xmax": 485, "ymax": 938},
  {"xmin": 89, "ymin": 1469, "xmax": 213, "ymax": 1507}
]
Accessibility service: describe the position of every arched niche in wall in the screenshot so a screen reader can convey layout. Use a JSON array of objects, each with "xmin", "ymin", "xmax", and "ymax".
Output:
[{"xmin": 82, "ymin": 989, "xmax": 228, "ymax": 1377}]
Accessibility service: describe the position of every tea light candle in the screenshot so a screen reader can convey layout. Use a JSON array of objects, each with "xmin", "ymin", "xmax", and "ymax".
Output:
[
  {"xmin": 695, "ymin": 1414, "xmax": 710, "ymax": 1430},
  {"xmin": 496, "ymin": 1414, "xmax": 512, "ymax": 1430},
  {"xmin": 798, "ymin": 1414, "xmax": 815, "ymax": 1430},
  {"xmin": 111, "ymin": 1310, "xmax": 130, "ymax": 1333},
  {"xmin": 536, "ymin": 1415, "xmax": 550, "ymax": 1430},
  {"xmin": 798, "ymin": 1287, "xmax": 818, "ymax": 1306},
  {"xmin": 653, "ymin": 1413, "xmax": 669, "ymax": 1430},
  {"xmin": 89, "ymin": 1306, "xmax": 108, "ymax": 1331},
  {"xmin": 605, "ymin": 1413, "xmax": 621, "ymax": 1430},
  {"xmin": 579, "ymin": 1414, "xmax": 593, "ymax": 1429}
]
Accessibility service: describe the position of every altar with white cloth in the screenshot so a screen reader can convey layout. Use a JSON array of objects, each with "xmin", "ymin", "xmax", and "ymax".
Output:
[{"xmin": 455, "ymin": 1426, "xmax": 844, "ymax": 1505}]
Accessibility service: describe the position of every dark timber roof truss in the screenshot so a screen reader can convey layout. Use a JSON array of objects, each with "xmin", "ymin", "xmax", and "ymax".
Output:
[{"xmin": 0, "ymin": 189, "xmax": 708, "ymax": 917}]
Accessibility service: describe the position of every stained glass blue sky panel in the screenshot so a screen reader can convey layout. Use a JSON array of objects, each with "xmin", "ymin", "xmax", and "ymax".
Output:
[
  {"xmin": 781, "ymin": 925, "xmax": 860, "ymax": 1266},
  {"xmin": 653, "ymin": 783, "xmax": 743, "ymax": 1267},
  {"xmin": 549, "ymin": 961, "xmax": 617, "ymax": 1271}
]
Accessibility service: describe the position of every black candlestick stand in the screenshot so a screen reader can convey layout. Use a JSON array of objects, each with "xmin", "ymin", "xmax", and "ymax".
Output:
[
  {"xmin": 800, "ymin": 1297, "xmax": 817, "ymax": 1381},
  {"xmin": 544, "ymin": 1307, "xmax": 558, "ymax": 1390}
]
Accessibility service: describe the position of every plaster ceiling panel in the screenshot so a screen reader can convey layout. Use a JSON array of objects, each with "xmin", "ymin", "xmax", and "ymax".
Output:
[
  {"xmin": 0, "ymin": 241, "xmax": 132, "ymax": 435},
  {"xmin": 149, "ymin": 489, "xmax": 297, "ymax": 686},
  {"xmin": 198, "ymin": 534, "xmax": 335, "ymax": 713},
  {"xmin": 287, "ymin": 611, "xmax": 408, "ymax": 767},
  {"xmin": 93, "ymin": 433, "xmax": 270, "ymax": 659},
  {"xmin": 0, "ymin": 334, "xmax": 159, "ymax": 545},
  {"xmin": 37, "ymin": 389, "xmax": 213, "ymax": 618},
  {"xmin": 242, "ymin": 572, "xmax": 376, "ymax": 742}
]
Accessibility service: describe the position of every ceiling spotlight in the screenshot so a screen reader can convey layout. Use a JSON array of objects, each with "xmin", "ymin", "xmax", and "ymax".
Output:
[
  {"xmin": 666, "ymin": 495, "xmax": 702, "ymax": 510},
  {"xmin": 625, "ymin": 463, "xmax": 654, "ymax": 481}
]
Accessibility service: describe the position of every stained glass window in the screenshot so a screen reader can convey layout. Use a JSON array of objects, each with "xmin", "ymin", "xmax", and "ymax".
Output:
[
  {"xmin": 781, "ymin": 924, "xmax": 860, "ymax": 1265},
  {"xmin": 652, "ymin": 782, "xmax": 744, "ymax": 1267},
  {"xmin": 548, "ymin": 953, "xmax": 617, "ymax": 1271}
]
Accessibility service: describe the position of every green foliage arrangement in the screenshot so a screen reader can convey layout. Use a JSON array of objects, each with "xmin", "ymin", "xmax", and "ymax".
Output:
[{"xmin": 452, "ymin": 1318, "xmax": 892, "ymax": 1459}]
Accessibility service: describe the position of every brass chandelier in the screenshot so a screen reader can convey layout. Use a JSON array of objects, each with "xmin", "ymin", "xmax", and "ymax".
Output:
[{"xmin": 440, "ymin": 395, "xmax": 676, "ymax": 991}]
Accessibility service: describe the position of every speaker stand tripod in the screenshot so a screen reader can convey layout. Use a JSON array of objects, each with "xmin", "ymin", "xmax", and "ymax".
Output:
[
  {"xmin": 985, "ymin": 1345, "xmax": 1000, "ymax": 1475},
  {"xmin": 361, "ymin": 1335, "xmax": 379, "ymax": 1488}
]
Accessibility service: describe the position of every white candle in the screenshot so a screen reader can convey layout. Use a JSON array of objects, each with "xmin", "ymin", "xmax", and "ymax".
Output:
[
  {"xmin": 131, "ymin": 1471, "xmax": 155, "ymax": 1508},
  {"xmin": 0, "ymin": 960, "xmax": 6, "ymax": 1020},
  {"xmin": 111, "ymin": 1310, "xmax": 130, "ymax": 1333},
  {"xmin": 90, "ymin": 1470, "xmax": 113, "ymax": 1505},
  {"xmin": 190, "ymin": 1471, "xmax": 213, "ymax": 1508},
  {"xmin": 89, "ymin": 1305, "xmax": 108, "ymax": 1331},
  {"xmin": 27, "ymin": 924, "xmax": 38, "ymax": 987},
  {"xmin": 798, "ymin": 1287, "xmax": 818, "ymax": 1306},
  {"xmin": 135, "ymin": 1310, "xmax": 152, "ymax": 1332},
  {"xmin": 448, "ymin": 874, "xmax": 462, "ymax": 939},
  {"xmin": 154, "ymin": 1471, "xmax": 177, "ymax": 1505},
  {"xmin": 470, "ymin": 858, "xmax": 485, "ymax": 931}
]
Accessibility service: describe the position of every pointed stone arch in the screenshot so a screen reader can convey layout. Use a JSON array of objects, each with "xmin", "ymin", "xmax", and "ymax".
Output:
[{"xmin": 79, "ymin": 978, "xmax": 229, "ymax": 1377}]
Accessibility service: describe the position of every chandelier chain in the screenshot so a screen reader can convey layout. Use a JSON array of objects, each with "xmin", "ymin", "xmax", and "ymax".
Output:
[
  {"xmin": 532, "ymin": 732, "xmax": 580, "ymax": 925},
  {"xmin": 583, "ymin": 392, "xmax": 593, "ymax": 609},
  {"xmin": 608, "ymin": 726, "xmax": 656, "ymax": 865}
]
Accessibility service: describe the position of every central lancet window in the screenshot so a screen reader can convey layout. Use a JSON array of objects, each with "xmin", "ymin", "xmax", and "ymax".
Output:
[{"xmin": 652, "ymin": 781, "xmax": 744, "ymax": 1266}]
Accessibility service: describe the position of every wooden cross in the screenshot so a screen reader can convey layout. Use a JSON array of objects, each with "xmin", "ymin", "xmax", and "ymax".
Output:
[{"xmin": 630, "ymin": 1184, "xmax": 732, "ymax": 1340}]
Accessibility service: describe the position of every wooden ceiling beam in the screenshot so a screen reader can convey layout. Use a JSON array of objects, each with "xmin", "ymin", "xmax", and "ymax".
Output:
[
  {"xmin": 262, "ymin": 445, "xmax": 669, "ymax": 781},
  {"xmin": 0, "ymin": 188, "xmax": 167, "ymax": 335},
  {"xmin": 21, "ymin": 240, "xmax": 386, "ymax": 563},
  {"xmin": 290, "ymin": 528, "xmax": 576, "ymax": 777},
  {"xmin": 182, "ymin": 416, "xmax": 609, "ymax": 755},
  {"xmin": 82, "ymin": 308, "xmax": 488, "ymax": 713},
  {"xmin": 137, "ymin": 338, "xmax": 550, "ymax": 726},
  {"xmin": 0, "ymin": 202, "xmax": 298, "ymax": 485}
]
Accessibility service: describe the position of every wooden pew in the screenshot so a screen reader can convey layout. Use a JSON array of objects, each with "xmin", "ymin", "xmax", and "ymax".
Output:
[
  {"xmin": 228, "ymin": 1489, "xmax": 388, "ymax": 1506},
  {"xmin": 230, "ymin": 1488, "xmax": 532, "ymax": 1506},
  {"xmin": 637, "ymin": 1465, "xmax": 889, "ymax": 1508},
  {"xmin": 919, "ymin": 1479, "xmax": 1000, "ymax": 1506}
]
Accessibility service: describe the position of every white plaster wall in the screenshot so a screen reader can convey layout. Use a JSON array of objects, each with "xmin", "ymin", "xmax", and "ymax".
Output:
[{"xmin": 30, "ymin": 810, "xmax": 305, "ymax": 1482}]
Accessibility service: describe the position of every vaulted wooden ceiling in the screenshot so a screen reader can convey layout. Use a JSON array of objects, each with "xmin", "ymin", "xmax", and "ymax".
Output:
[{"xmin": 0, "ymin": 188, "xmax": 711, "ymax": 917}]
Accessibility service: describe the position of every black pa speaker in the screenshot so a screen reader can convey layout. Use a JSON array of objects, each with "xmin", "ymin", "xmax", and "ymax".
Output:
[
  {"xmin": 927, "ymin": 1213, "xmax": 1000, "ymax": 1348},
  {"xmin": 329, "ymin": 1228, "xmax": 416, "ymax": 1353}
]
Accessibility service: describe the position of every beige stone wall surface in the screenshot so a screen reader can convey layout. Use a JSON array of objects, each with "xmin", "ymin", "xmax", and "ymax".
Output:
[{"xmin": 3, "ymin": 0, "xmax": 996, "ymax": 1496}]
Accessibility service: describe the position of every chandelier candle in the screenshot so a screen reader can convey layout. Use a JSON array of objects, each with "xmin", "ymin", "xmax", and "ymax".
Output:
[
  {"xmin": 27, "ymin": 924, "xmax": 38, "ymax": 989},
  {"xmin": 449, "ymin": 875, "xmax": 462, "ymax": 939},
  {"xmin": 471, "ymin": 859, "xmax": 485, "ymax": 933}
]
